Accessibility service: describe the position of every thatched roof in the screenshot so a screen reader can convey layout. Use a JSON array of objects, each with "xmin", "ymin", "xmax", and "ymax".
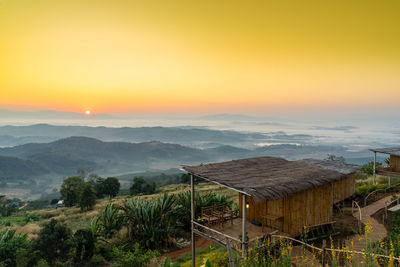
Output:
[
  {"xmin": 370, "ymin": 147, "xmax": 400, "ymax": 156},
  {"xmin": 182, "ymin": 156, "xmax": 361, "ymax": 202}
]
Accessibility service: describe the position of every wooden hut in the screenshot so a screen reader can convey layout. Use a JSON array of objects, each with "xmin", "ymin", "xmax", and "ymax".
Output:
[
  {"xmin": 183, "ymin": 156, "xmax": 360, "ymax": 237},
  {"xmin": 370, "ymin": 148, "xmax": 400, "ymax": 185}
]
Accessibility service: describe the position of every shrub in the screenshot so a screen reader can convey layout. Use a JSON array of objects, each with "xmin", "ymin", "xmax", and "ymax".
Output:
[
  {"xmin": 31, "ymin": 219, "xmax": 73, "ymax": 266},
  {"xmin": 355, "ymin": 183, "xmax": 387, "ymax": 198},
  {"xmin": 0, "ymin": 230, "xmax": 29, "ymax": 267},
  {"xmin": 88, "ymin": 254, "xmax": 106, "ymax": 267},
  {"xmin": 112, "ymin": 243, "xmax": 160, "ymax": 267},
  {"xmin": 25, "ymin": 213, "xmax": 40, "ymax": 223}
]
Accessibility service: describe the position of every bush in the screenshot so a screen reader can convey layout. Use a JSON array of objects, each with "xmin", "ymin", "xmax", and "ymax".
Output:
[
  {"xmin": 355, "ymin": 183, "xmax": 387, "ymax": 198},
  {"xmin": 0, "ymin": 230, "xmax": 29, "ymax": 267},
  {"xmin": 25, "ymin": 213, "xmax": 40, "ymax": 223},
  {"xmin": 88, "ymin": 254, "xmax": 106, "ymax": 267},
  {"xmin": 31, "ymin": 219, "xmax": 73, "ymax": 266},
  {"xmin": 112, "ymin": 243, "xmax": 159, "ymax": 267}
]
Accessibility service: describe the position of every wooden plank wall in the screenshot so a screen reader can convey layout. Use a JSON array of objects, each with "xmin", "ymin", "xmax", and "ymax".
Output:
[
  {"xmin": 283, "ymin": 184, "xmax": 332, "ymax": 236},
  {"xmin": 239, "ymin": 184, "xmax": 334, "ymax": 236},
  {"xmin": 333, "ymin": 174, "xmax": 355, "ymax": 203},
  {"xmin": 390, "ymin": 155, "xmax": 400, "ymax": 172},
  {"xmin": 238, "ymin": 193, "xmax": 267, "ymax": 223}
]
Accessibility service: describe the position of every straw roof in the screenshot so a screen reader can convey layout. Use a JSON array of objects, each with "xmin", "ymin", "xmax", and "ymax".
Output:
[
  {"xmin": 370, "ymin": 147, "xmax": 400, "ymax": 156},
  {"xmin": 182, "ymin": 156, "xmax": 361, "ymax": 202}
]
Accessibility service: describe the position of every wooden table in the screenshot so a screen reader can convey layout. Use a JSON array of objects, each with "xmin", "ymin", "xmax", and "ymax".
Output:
[{"xmin": 261, "ymin": 214, "xmax": 283, "ymax": 232}]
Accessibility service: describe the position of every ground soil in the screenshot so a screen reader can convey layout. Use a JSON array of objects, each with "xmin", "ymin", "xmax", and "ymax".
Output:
[{"xmin": 165, "ymin": 236, "xmax": 213, "ymax": 261}]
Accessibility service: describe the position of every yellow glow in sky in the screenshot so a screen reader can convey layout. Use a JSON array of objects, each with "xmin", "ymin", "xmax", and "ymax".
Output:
[{"xmin": 0, "ymin": 0, "xmax": 399, "ymax": 113}]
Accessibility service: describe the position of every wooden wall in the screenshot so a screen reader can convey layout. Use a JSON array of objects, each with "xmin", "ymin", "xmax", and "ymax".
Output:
[
  {"xmin": 239, "ymin": 183, "xmax": 334, "ymax": 236},
  {"xmin": 282, "ymin": 183, "xmax": 332, "ymax": 235},
  {"xmin": 238, "ymin": 174, "xmax": 356, "ymax": 236},
  {"xmin": 390, "ymin": 155, "xmax": 400, "ymax": 171},
  {"xmin": 332, "ymin": 174, "xmax": 355, "ymax": 203}
]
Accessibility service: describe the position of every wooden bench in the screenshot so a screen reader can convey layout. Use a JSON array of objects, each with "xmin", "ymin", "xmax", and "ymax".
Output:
[
  {"xmin": 201, "ymin": 204, "xmax": 233, "ymax": 228},
  {"xmin": 201, "ymin": 206, "xmax": 219, "ymax": 227},
  {"xmin": 214, "ymin": 203, "xmax": 233, "ymax": 226}
]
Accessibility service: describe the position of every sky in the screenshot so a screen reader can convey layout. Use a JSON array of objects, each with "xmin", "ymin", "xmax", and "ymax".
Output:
[{"xmin": 0, "ymin": 0, "xmax": 399, "ymax": 114}]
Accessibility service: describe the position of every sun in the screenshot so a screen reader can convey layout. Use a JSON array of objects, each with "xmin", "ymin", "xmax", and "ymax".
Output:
[{"xmin": 85, "ymin": 110, "xmax": 91, "ymax": 115}]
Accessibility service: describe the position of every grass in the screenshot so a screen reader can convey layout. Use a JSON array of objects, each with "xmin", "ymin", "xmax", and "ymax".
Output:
[{"xmin": 0, "ymin": 215, "xmax": 27, "ymax": 227}]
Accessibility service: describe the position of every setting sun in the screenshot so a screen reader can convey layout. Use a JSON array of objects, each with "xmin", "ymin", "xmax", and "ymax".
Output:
[{"xmin": 85, "ymin": 110, "xmax": 91, "ymax": 115}]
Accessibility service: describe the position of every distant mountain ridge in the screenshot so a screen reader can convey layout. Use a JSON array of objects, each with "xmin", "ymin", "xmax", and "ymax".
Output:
[
  {"xmin": 0, "ymin": 135, "xmax": 364, "ymax": 186},
  {"xmin": 0, "ymin": 124, "xmax": 266, "ymax": 147}
]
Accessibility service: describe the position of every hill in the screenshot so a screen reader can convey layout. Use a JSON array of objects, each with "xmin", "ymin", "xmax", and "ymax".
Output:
[
  {"xmin": 0, "ymin": 124, "xmax": 266, "ymax": 147},
  {"xmin": 0, "ymin": 137, "xmax": 212, "ymax": 176}
]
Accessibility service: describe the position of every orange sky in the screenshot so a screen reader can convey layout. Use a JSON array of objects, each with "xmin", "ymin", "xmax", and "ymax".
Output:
[{"xmin": 0, "ymin": 0, "xmax": 399, "ymax": 114}]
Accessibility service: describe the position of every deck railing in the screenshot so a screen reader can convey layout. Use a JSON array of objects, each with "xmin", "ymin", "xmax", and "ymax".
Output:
[
  {"xmin": 364, "ymin": 182, "xmax": 400, "ymax": 206},
  {"xmin": 192, "ymin": 221, "xmax": 274, "ymax": 252},
  {"xmin": 192, "ymin": 221, "xmax": 243, "ymax": 251}
]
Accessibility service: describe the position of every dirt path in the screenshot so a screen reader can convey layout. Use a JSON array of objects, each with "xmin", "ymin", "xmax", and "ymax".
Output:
[
  {"xmin": 165, "ymin": 237, "xmax": 213, "ymax": 261},
  {"xmin": 343, "ymin": 194, "xmax": 396, "ymax": 265}
]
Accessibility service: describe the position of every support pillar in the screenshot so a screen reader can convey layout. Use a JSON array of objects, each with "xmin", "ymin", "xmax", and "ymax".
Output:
[
  {"xmin": 242, "ymin": 194, "xmax": 247, "ymax": 253},
  {"xmin": 373, "ymin": 152, "xmax": 377, "ymax": 184},
  {"xmin": 191, "ymin": 174, "xmax": 195, "ymax": 267}
]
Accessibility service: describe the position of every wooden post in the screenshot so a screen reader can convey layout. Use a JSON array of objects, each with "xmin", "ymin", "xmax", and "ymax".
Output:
[
  {"xmin": 373, "ymin": 152, "xmax": 377, "ymax": 184},
  {"xmin": 389, "ymin": 176, "xmax": 391, "ymax": 187},
  {"xmin": 226, "ymin": 238, "xmax": 235, "ymax": 267},
  {"xmin": 321, "ymin": 239, "xmax": 327, "ymax": 267},
  {"xmin": 242, "ymin": 194, "xmax": 247, "ymax": 254},
  {"xmin": 191, "ymin": 174, "xmax": 195, "ymax": 267}
]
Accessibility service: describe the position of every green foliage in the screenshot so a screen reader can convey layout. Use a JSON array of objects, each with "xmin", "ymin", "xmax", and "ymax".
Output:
[
  {"xmin": 73, "ymin": 229, "xmax": 95, "ymax": 265},
  {"xmin": 111, "ymin": 243, "xmax": 159, "ymax": 267},
  {"xmin": 0, "ymin": 216, "xmax": 26, "ymax": 227},
  {"xmin": 120, "ymin": 193, "xmax": 176, "ymax": 249},
  {"xmin": 0, "ymin": 229, "xmax": 29, "ymax": 267},
  {"xmin": 25, "ymin": 213, "xmax": 40, "ymax": 223},
  {"xmin": 360, "ymin": 161, "xmax": 382, "ymax": 176},
  {"xmin": 355, "ymin": 183, "xmax": 387, "ymax": 198},
  {"xmin": 31, "ymin": 219, "xmax": 73, "ymax": 266},
  {"xmin": 130, "ymin": 177, "xmax": 157, "ymax": 196},
  {"xmin": 0, "ymin": 203, "xmax": 17, "ymax": 217},
  {"xmin": 101, "ymin": 177, "xmax": 120, "ymax": 198},
  {"xmin": 179, "ymin": 174, "xmax": 190, "ymax": 184},
  {"xmin": 79, "ymin": 183, "xmax": 96, "ymax": 211},
  {"xmin": 92, "ymin": 202, "xmax": 123, "ymax": 239},
  {"xmin": 88, "ymin": 254, "xmax": 106, "ymax": 267},
  {"xmin": 60, "ymin": 176, "xmax": 86, "ymax": 207}
]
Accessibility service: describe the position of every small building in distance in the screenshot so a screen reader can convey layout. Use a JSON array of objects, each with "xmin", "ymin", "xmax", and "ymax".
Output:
[{"xmin": 370, "ymin": 147, "xmax": 400, "ymax": 185}]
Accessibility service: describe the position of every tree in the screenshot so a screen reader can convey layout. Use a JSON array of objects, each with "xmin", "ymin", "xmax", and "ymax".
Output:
[
  {"xmin": 101, "ymin": 177, "xmax": 120, "ymax": 198},
  {"xmin": 60, "ymin": 176, "xmax": 85, "ymax": 207},
  {"xmin": 130, "ymin": 177, "xmax": 146, "ymax": 195},
  {"xmin": 32, "ymin": 219, "xmax": 73, "ymax": 266},
  {"xmin": 130, "ymin": 177, "xmax": 156, "ymax": 195},
  {"xmin": 79, "ymin": 183, "xmax": 96, "ymax": 211}
]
